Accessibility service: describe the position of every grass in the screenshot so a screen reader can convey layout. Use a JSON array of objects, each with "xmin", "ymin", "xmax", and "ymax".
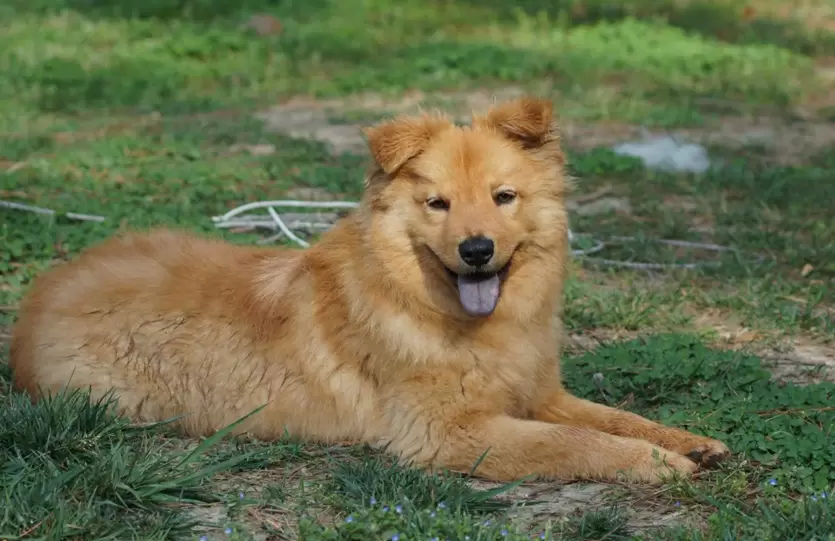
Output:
[
  {"xmin": 0, "ymin": 0, "xmax": 831, "ymax": 128},
  {"xmin": 1, "ymin": 0, "xmax": 834, "ymax": 539},
  {"xmin": 561, "ymin": 146, "xmax": 835, "ymax": 340}
]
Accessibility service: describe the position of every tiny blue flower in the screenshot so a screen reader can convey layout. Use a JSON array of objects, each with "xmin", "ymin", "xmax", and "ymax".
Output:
[
  {"xmin": 395, "ymin": 504, "xmax": 403, "ymax": 514},
  {"xmin": 540, "ymin": 534, "xmax": 546, "ymax": 540},
  {"xmin": 812, "ymin": 495, "xmax": 818, "ymax": 502},
  {"xmin": 345, "ymin": 515, "xmax": 354, "ymax": 523},
  {"xmin": 370, "ymin": 497, "xmax": 377, "ymax": 505},
  {"xmin": 199, "ymin": 536, "xmax": 208, "ymax": 541},
  {"xmin": 238, "ymin": 491, "xmax": 245, "ymax": 500},
  {"xmin": 225, "ymin": 527, "xmax": 233, "ymax": 535},
  {"xmin": 437, "ymin": 501, "xmax": 447, "ymax": 509},
  {"xmin": 431, "ymin": 538, "xmax": 439, "ymax": 541},
  {"xmin": 391, "ymin": 535, "xmax": 399, "ymax": 541},
  {"xmin": 675, "ymin": 501, "xmax": 681, "ymax": 507},
  {"xmin": 501, "ymin": 529, "xmax": 508, "ymax": 536},
  {"xmin": 821, "ymin": 492, "xmax": 828, "ymax": 499},
  {"xmin": 769, "ymin": 478, "xmax": 778, "ymax": 486},
  {"xmin": 383, "ymin": 506, "xmax": 390, "ymax": 512},
  {"xmin": 430, "ymin": 511, "xmax": 436, "ymax": 518}
]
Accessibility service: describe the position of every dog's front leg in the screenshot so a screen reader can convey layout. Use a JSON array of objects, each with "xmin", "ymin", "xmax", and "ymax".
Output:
[
  {"xmin": 532, "ymin": 388, "xmax": 730, "ymax": 468},
  {"xmin": 387, "ymin": 409, "xmax": 697, "ymax": 485}
]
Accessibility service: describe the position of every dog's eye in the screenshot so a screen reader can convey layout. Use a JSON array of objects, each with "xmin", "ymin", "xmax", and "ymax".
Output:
[
  {"xmin": 426, "ymin": 197, "xmax": 450, "ymax": 211},
  {"xmin": 494, "ymin": 190, "xmax": 517, "ymax": 205}
]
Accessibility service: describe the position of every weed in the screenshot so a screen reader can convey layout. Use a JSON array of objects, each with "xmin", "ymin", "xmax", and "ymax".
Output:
[
  {"xmin": 0, "ymin": 389, "xmax": 267, "ymax": 538},
  {"xmin": 329, "ymin": 458, "xmax": 520, "ymax": 514},
  {"xmin": 299, "ymin": 503, "xmax": 526, "ymax": 541}
]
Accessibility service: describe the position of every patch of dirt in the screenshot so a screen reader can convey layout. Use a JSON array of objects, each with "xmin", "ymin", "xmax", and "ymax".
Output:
[
  {"xmin": 242, "ymin": 13, "xmax": 284, "ymax": 36},
  {"xmin": 560, "ymin": 115, "xmax": 835, "ymax": 167},
  {"xmin": 468, "ymin": 479, "xmax": 698, "ymax": 535},
  {"xmin": 181, "ymin": 447, "xmax": 340, "ymax": 541},
  {"xmin": 571, "ymin": 196, "xmax": 632, "ymax": 217},
  {"xmin": 764, "ymin": 0, "xmax": 835, "ymax": 33},
  {"xmin": 693, "ymin": 310, "xmax": 835, "ymax": 384},
  {"xmin": 563, "ymin": 329, "xmax": 644, "ymax": 355},
  {"xmin": 802, "ymin": 57, "xmax": 835, "ymax": 113},
  {"xmin": 256, "ymin": 104, "xmax": 369, "ymax": 156},
  {"xmin": 257, "ymin": 88, "xmax": 835, "ymax": 167},
  {"xmin": 256, "ymin": 87, "xmax": 529, "ymax": 156},
  {"xmin": 683, "ymin": 116, "xmax": 835, "ymax": 166},
  {"xmin": 185, "ymin": 501, "xmax": 304, "ymax": 541},
  {"xmin": 762, "ymin": 340, "xmax": 835, "ymax": 384}
]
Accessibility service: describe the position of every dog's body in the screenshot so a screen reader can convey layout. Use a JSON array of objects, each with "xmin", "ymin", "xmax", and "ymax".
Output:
[{"xmin": 10, "ymin": 98, "xmax": 729, "ymax": 483}]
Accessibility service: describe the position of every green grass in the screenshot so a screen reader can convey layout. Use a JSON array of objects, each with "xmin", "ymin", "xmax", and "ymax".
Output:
[
  {"xmin": 2, "ymin": 0, "xmax": 834, "ymax": 538},
  {"xmin": 0, "ymin": 388, "xmax": 296, "ymax": 539},
  {"xmin": 465, "ymin": 0, "xmax": 835, "ymax": 57},
  {"xmin": 0, "ymin": 0, "xmax": 829, "ymax": 130},
  {"xmin": 561, "ymin": 146, "xmax": 835, "ymax": 340}
]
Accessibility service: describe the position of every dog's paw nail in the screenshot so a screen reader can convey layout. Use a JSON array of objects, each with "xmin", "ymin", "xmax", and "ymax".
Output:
[
  {"xmin": 685, "ymin": 442, "xmax": 730, "ymax": 469},
  {"xmin": 703, "ymin": 449, "xmax": 730, "ymax": 468},
  {"xmin": 703, "ymin": 453, "xmax": 721, "ymax": 468}
]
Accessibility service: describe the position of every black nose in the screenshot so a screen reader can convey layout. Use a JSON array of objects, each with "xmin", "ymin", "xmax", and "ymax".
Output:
[{"xmin": 458, "ymin": 236, "xmax": 495, "ymax": 267}]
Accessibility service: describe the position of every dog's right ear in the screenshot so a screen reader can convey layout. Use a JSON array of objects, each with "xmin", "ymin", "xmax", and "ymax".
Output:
[
  {"xmin": 363, "ymin": 113, "xmax": 450, "ymax": 175},
  {"xmin": 473, "ymin": 97, "xmax": 564, "ymax": 166}
]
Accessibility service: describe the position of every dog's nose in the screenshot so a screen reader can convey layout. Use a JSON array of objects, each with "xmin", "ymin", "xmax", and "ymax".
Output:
[{"xmin": 458, "ymin": 236, "xmax": 495, "ymax": 267}]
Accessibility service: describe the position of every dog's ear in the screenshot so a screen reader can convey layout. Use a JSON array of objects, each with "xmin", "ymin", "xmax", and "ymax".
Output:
[
  {"xmin": 474, "ymin": 97, "xmax": 564, "ymax": 164},
  {"xmin": 363, "ymin": 113, "xmax": 450, "ymax": 175}
]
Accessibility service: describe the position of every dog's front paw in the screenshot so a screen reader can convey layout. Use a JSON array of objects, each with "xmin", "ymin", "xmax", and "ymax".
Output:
[
  {"xmin": 615, "ymin": 443, "xmax": 698, "ymax": 485},
  {"xmin": 645, "ymin": 446, "xmax": 699, "ymax": 484},
  {"xmin": 683, "ymin": 438, "xmax": 731, "ymax": 468}
]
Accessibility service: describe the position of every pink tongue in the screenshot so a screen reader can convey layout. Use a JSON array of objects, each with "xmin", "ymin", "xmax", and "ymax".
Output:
[{"xmin": 457, "ymin": 274, "xmax": 501, "ymax": 317}]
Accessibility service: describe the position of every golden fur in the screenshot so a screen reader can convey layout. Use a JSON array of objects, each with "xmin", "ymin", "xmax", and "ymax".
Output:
[{"xmin": 10, "ymin": 97, "xmax": 729, "ymax": 483}]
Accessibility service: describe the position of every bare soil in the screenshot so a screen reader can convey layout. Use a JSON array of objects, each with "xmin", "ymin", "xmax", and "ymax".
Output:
[{"xmin": 257, "ymin": 88, "xmax": 835, "ymax": 166}]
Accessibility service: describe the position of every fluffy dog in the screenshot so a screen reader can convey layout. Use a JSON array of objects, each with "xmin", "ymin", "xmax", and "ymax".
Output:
[{"xmin": 10, "ymin": 97, "xmax": 729, "ymax": 483}]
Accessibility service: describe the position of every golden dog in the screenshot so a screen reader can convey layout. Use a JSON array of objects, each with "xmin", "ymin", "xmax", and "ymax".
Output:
[{"xmin": 10, "ymin": 97, "xmax": 729, "ymax": 483}]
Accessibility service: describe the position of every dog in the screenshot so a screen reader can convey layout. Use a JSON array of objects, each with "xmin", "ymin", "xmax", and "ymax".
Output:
[{"xmin": 9, "ymin": 97, "xmax": 729, "ymax": 484}]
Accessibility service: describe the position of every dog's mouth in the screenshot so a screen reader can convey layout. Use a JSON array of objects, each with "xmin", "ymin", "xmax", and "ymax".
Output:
[{"xmin": 444, "ymin": 260, "xmax": 512, "ymax": 318}]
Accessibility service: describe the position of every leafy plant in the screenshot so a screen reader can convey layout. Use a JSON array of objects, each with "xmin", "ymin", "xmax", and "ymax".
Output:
[{"xmin": 564, "ymin": 334, "xmax": 835, "ymax": 492}]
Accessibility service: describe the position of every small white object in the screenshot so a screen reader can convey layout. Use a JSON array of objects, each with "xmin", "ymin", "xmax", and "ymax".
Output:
[
  {"xmin": 613, "ymin": 135, "xmax": 711, "ymax": 174},
  {"xmin": 0, "ymin": 200, "xmax": 106, "ymax": 222}
]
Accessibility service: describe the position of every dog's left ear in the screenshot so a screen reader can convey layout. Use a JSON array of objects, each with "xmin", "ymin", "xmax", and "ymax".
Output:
[
  {"xmin": 363, "ymin": 113, "xmax": 451, "ymax": 175},
  {"xmin": 473, "ymin": 97, "xmax": 564, "ymax": 165}
]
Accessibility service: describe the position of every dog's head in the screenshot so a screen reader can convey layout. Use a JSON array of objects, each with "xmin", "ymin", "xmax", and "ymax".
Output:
[{"xmin": 361, "ymin": 97, "xmax": 569, "ymax": 319}]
